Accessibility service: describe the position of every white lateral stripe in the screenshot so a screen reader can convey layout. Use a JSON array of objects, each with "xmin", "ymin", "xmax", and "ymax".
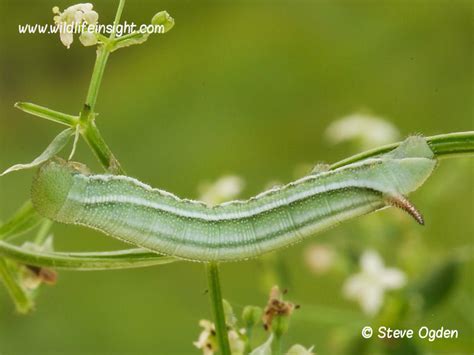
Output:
[{"xmin": 70, "ymin": 178, "xmax": 385, "ymax": 221}]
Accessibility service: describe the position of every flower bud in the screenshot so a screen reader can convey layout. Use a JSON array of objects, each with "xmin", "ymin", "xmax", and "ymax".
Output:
[
  {"xmin": 262, "ymin": 286, "xmax": 297, "ymax": 336},
  {"xmin": 151, "ymin": 11, "xmax": 175, "ymax": 33},
  {"xmin": 242, "ymin": 305, "xmax": 263, "ymax": 328},
  {"xmin": 79, "ymin": 31, "xmax": 98, "ymax": 46}
]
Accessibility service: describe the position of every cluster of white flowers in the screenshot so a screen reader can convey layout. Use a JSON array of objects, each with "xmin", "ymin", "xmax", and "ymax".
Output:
[
  {"xmin": 343, "ymin": 250, "xmax": 406, "ymax": 316},
  {"xmin": 53, "ymin": 3, "xmax": 99, "ymax": 48},
  {"xmin": 325, "ymin": 113, "xmax": 400, "ymax": 149}
]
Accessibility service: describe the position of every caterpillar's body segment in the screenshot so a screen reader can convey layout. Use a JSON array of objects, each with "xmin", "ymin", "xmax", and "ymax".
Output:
[{"xmin": 31, "ymin": 137, "xmax": 436, "ymax": 262}]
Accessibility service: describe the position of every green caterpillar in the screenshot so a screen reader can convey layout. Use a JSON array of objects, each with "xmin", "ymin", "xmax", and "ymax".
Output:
[{"xmin": 31, "ymin": 136, "xmax": 436, "ymax": 262}]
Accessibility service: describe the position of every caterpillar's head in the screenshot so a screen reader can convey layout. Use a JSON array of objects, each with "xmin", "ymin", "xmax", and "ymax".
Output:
[
  {"xmin": 31, "ymin": 158, "xmax": 77, "ymax": 220},
  {"xmin": 382, "ymin": 136, "xmax": 437, "ymax": 195}
]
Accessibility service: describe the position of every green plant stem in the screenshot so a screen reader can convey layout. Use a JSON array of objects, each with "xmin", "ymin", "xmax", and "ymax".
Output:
[
  {"xmin": 330, "ymin": 131, "xmax": 474, "ymax": 169},
  {"xmin": 83, "ymin": 0, "xmax": 125, "ymax": 110},
  {"xmin": 206, "ymin": 262, "xmax": 231, "ymax": 355},
  {"xmin": 110, "ymin": 0, "xmax": 126, "ymax": 40},
  {"xmin": 77, "ymin": 0, "xmax": 127, "ymax": 174},
  {"xmin": 271, "ymin": 333, "xmax": 282, "ymax": 354},
  {"xmin": 82, "ymin": 120, "xmax": 124, "ymax": 174},
  {"xmin": 84, "ymin": 46, "xmax": 110, "ymax": 112},
  {"xmin": 79, "ymin": 46, "xmax": 124, "ymax": 174},
  {"xmin": 34, "ymin": 219, "xmax": 53, "ymax": 245}
]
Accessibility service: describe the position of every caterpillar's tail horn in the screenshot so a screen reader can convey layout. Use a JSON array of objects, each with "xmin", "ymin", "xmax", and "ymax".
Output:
[{"xmin": 385, "ymin": 194, "xmax": 425, "ymax": 225}]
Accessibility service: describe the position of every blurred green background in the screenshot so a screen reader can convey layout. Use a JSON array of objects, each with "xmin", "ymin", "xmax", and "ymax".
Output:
[{"xmin": 0, "ymin": 0, "xmax": 472, "ymax": 353}]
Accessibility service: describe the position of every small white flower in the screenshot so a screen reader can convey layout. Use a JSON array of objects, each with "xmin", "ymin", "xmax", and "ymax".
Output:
[
  {"xmin": 287, "ymin": 344, "xmax": 315, "ymax": 355},
  {"xmin": 198, "ymin": 175, "xmax": 245, "ymax": 206},
  {"xmin": 304, "ymin": 244, "xmax": 335, "ymax": 275},
  {"xmin": 343, "ymin": 250, "xmax": 406, "ymax": 316},
  {"xmin": 193, "ymin": 320, "xmax": 217, "ymax": 355},
  {"xmin": 325, "ymin": 113, "xmax": 400, "ymax": 149},
  {"xmin": 228, "ymin": 329, "xmax": 246, "ymax": 355},
  {"xmin": 52, "ymin": 3, "xmax": 99, "ymax": 48}
]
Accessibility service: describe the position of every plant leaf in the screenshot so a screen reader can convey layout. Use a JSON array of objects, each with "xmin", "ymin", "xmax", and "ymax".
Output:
[
  {"xmin": 0, "ymin": 128, "xmax": 74, "ymax": 176},
  {"xmin": 223, "ymin": 299, "xmax": 238, "ymax": 327},
  {"xmin": 0, "ymin": 242, "xmax": 176, "ymax": 271},
  {"xmin": 112, "ymin": 32, "xmax": 150, "ymax": 51},
  {"xmin": 0, "ymin": 258, "xmax": 33, "ymax": 314},
  {"xmin": 14, "ymin": 102, "xmax": 78, "ymax": 126}
]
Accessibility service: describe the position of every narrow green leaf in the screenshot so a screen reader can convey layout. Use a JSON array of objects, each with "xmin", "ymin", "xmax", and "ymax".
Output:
[
  {"xmin": 15, "ymin": 102, "xmax": 78, "ymax": 126},
  {"xmin": 0, "ymin": 258, "xmax": 32, "ymax": 314},
  {"xmin": 1, "ymin": 128, "xmax": 74, "ymax": 176},
  {"xmin": 111, "ymin": 32, "xmax": 150, "ymax": 51},
  {"xmin": 0, "ymin": 242, "xmax": 176, "ymax": 270},
  {"xmin": 0, "ymin": 201, "xmax": 43, "ymax": 241},
  {"xmin": 223, "ymin": 299, "xmax": 238, "ymax": 326}
]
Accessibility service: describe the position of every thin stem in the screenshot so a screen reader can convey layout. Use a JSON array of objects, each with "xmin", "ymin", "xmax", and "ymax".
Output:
[
  {"xmin": 82, "ymin": 120, "xmax": 124, "ymax": 174},
  {"xmin": 84, "ymin": 46, "xmax": 110, "ymax": 112},
  {"xmin": 110, "ymin": 0, "xmax": 126, "ymax": 40},
  {"xmin": 330, "ymin": 131, "xmax": 474, "ymax": 169},
  {"xmin": 83, "ymin": 0, "xmax": 126, "ymax": 112},
  {"xmin": 34, "ymin": 219, "xmax": 53, "ymax": 245},
  {"xmin": 79, "ymin": 0, "xmax": 128, "ymax": 173},
  {"xmin": 206, "ymin": 262, "xmax": 231, "ymax": 355},
  {"xmin": 427, "ymin": 131, "xmax": 474, "ymax": 157},
  {"xmin": 271, "ymin": 333, "xmax": 282, "ymax": 354}
]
